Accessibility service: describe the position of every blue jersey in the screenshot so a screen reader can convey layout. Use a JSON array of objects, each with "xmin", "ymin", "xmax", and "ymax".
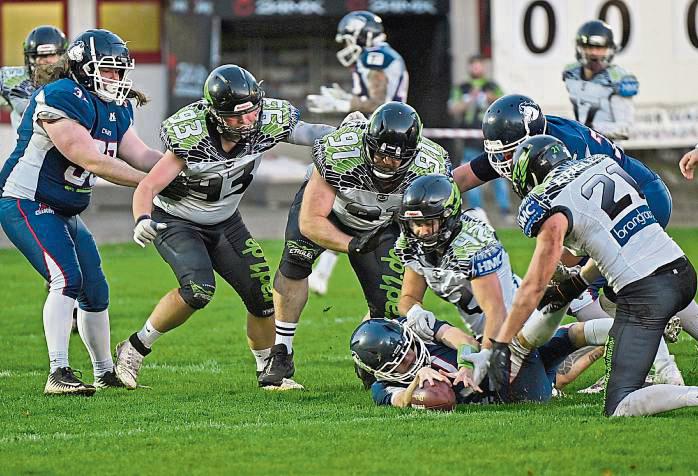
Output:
[
  {"xmin": 352, "ymin": 42, "xmax": 409, "ymax": 104},
  {"xmin": 471, "ymin": 115, "xmax": 659, "ymax": 187},
  {"xmin": 0, "ymin": 78, "xmax": 133, "ymax": 216}
]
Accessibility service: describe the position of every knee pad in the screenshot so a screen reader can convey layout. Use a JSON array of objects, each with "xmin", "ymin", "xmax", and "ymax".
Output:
[
  {"xmin": 49, "ymin": 268, "xmax": 82, "ymax": 299},
  {"xmin": 78, "ymin": 277, "xmax": 110, "ymax": 312},
  {"xmin": 179, "ymin": 280, "xmax": 215, "ymax": 309}
]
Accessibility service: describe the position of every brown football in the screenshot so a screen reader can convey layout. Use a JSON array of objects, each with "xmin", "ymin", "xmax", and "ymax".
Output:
[{"xmin": 410, "ymin": 380, "xmax": 456, "ymax": 411}]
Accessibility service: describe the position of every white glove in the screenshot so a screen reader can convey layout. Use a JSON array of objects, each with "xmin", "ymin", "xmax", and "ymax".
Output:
[
  {"xmin": 462, "ymin": 348, "xmax": 492, "ymax": 387},
  {"xmin": 307, "ymin": 93, "xmax": 350, "ymax": 113},
  {"xmin": 340, "ymin": 111, "xmax": 367, "ymax": 127},
  {"xmin": 133, "ymin": 216, "xmax": 167, "ymax": 248},
  {"xmin": 405, "ymin": 304, "xmax": 437, "ymax": 341},
  {"xmin": 320, "ymin": 83, "xmax": 352, "ymax": 101}
]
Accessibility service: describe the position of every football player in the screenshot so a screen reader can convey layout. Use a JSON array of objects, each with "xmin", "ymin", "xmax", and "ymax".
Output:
[
  {"xmin": 0, "ymin": 25, "xmax": 68, "ymax": 132},
  {"xmin": 114, "ymin": 65, "xmax": 335, "ymax": 390},
  {"xmin": 306, "ymin": 10, "xmax": 410, "ymax": 296},
  {"xmin": 259, "ymin": 102, "xmax": 450, "ymax": 388},
  {"xmin": 452, "ymin": 94, "xmax": 694, "ymax": 384},
  {"xmin": 350, "ymin": 316, "xmax": 610, "ymax": 407},
  {"xmin": 563, "ymin": 20, "xmax": 638, "ymax": 140},
  {"xmin": 490, "ymin": 135, "xmax": 698, "ymax": 416},
  {"xmin": 0, "ymin": 29, "xmax": 177, "ymax": 395},
  {"xmin": 679, "ymin": 147, "xmax": 698, "ymax": 180}
]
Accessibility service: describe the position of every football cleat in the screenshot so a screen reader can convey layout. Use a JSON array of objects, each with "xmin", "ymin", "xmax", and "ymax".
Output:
[
  {"xmin": 577, "ymin": 375, "xmax": 605, "ymax": 394},
  {"xmin": 115, "ymin": 335, "xmax": 149, "ymax": 389},
  {"xmin": 44, "ymin": 367, "xmax": 96, "ymax": 396},
  {"xmin": 258, "ymin": 343, "xmax": 295, "ymax": 387},
  {"xmin": 308, "ymin": 272, "xmax": 329, "ymax": 296},
  {"xmin": 94, "ymin": 369, "xmax": 127, "ymax": 389},
  {"xmin": 261, "ymin": 378, "xmax": 305, "ymax": 391},
  {"xmin": 663, "ymin": 316, "xmax": 682, "ymax": 344},
  {"xmin": 654, "ymin": 356, "xmax": 685, "ymax": 386}
]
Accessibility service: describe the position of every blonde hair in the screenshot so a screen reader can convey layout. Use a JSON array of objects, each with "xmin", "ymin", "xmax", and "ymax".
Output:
[{"xmin": 34, "ymin": 54, "xmax": 149, "ymax": 107}]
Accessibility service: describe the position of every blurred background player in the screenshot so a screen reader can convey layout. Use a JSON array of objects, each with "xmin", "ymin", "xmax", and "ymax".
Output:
[
  {"xmin": 261, "ymin": 102, "xmax": 449, "ymax": 388},
  {"xmin": 492, "ymin": 135, "xmax": 698, "ymax": 416},
  {"xmin": 563, "ymin": 20, "xmax": 638, "ymax": 141},
  {"xmin": 448, "ymin": 55, "xmax": 510, "ymax": 223},
  {"xmin": 0, "ymin": 25, "xmax": 67, "ymax": 132},
  {"xmin": 679, "ymin": 147, "xmax": 698, "ymax": 180},
  {"xmin": 114, "ymin": 65, "xmax": 334, "ymax": 390},
  {"xmin": 305, "ymin": 10, "xmax": 410, "ymax": 296},
  {"xmin": 0, "ymin": 29, "xmax": 173, "ymax": 395}
]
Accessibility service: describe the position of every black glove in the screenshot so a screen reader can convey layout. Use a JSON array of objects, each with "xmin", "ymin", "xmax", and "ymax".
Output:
[
  {"xmin": 347, "ymin": 219, "xmax": 393, "ymax": 256},
  {"xmin": 158, "ymin": 176, "xmax": 189, "ymax": 201},
  {"xmin": 537, "ymin": 274, "xmax": 588, "ymax": 311},
  {"xmin": 488, "ymin": 339, "xmax": 511, "ymax": 402}
]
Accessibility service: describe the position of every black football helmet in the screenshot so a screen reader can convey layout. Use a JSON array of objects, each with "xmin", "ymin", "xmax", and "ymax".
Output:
[
  {"xmin": 67, "ymin": 29, "xmax": 134, "ymax": 105},
  {"xmin": 23, "ymin": 25, "xmax": 67, "ymax": 79},
  {"xmin": 364, "ymin": 102, "xmax": 422, "ymax": 185},
  {"xmin": 399, "ymin": 174, "xmax": 462, "ymax": 250},
  {"xmin": 511, "ymin": 135, "xmax": 572, "ymax": 198},
  {"xmin": 482, "ymin": 94, "xmax": 547, "ymax": 180},
  {"xmin": 336, "ymin": 10, "xmax": 386, "ymax": 67},
  {"xmin": 350, "ymin": 319, "xmax": 430, "ymax": 385},
  {"xmin": 576, "ymin": 20, "xmax": 616, "ymax": 74},
  {"xmin": 203, "ymin": 64, "xmax": 264, "ymax": 142}
]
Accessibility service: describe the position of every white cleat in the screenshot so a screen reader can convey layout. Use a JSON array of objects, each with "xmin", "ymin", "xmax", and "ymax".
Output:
[
  {"xmin": 654, "ymin": 357, "xmax": 685, "ymax": 386},
  {"xmin": 308, "ymin": 272, "xmax": 329, "ymax": 296},
  {"xmin": 115, "ymin": 339, "xmax": 146, "ymax": 389},
  {"xmin": 261, "ymin": 378, "xmax": 305, "ymax": 391},
  {"xmin": 44, "ymin": 367, "xmax": 96, "ymax": 396},
  {"xmin": 578, "ymin": 375, "xmax": 605, "ymax": 394}
]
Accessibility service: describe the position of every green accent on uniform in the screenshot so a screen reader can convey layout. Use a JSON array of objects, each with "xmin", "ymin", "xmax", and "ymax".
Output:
[
  {"xmin": 379, "ymin": 248, "xmax": 404, "ymax": 319},
  {"xmin": 163, "ymin": 102, "xmax": 210, "ymax": 153},
  {"xmin": 512, "ymin": 147, "xmax": 531, "ymax": 195},
  {"xmin": 243, "ymin": 238, "xmax": 273, "ymax": 303},
  {"xmin": 189, "ymin": 281, "xmax": 214, "ymax": 302},
  {"xmin": 603, "ymin": 334, "xmax": 614, "ymax": 403},
  {"xmin": 286, "ymin": 240, "xmax": 317, "ymax": 254},
  {"xmin": 203, "ymin": 77, "xmax": 212, "ymax": 104}
]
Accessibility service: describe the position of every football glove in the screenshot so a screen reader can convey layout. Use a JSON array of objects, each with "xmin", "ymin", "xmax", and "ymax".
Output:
[
  {"xmin": 461, "ymin": 348, "xmax": 492, "ymax": 387},
  {"xmin": 158, "ymin": 175, "xmax": 189, "ymax": 201},
  {"xmin": 340, "ymin": 111, "xmax": 367, "ymax": 127},
  {"xmin": 405, "ymin": 304, "xmax": 437, "ymax": 341},
  {"xmin": 488, "ymin": 340, "xmax": 512, "ymax": 402},
  {"xmin": 307, "ymin": 91, "xmax": 350, "ymax": 113},
  {"xmin": 320, "ymin": 83, "xmax": 352, "ymax": 101},
  {"xmin": 538, "ymin": 274, "xmax": 589, "ymax": 312},
  {"xmin": 133, "ymin": 215, "xmax": 167, "ymax": 248}
]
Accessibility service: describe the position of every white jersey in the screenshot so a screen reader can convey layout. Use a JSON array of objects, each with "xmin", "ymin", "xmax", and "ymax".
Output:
[
  {"xmin": 562, "ymin": 63, "xmax": 638, "ymax": 140},
  {"xmin": 516, "ymin": 155, "xmax": 684, "ymax": 293},
  {"xmin": 155, "ymin": 98, "xmax": 334, "ymax": 225},
  {"xmin": 394, "ymin": 214, "xmax": 520, "ymax": 337},
  {"xmin": 352, "ymin": 42, "xmax": 409, "ymax": 104}
]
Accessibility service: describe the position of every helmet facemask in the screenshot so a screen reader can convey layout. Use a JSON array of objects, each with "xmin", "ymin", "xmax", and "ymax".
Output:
[
  {"xmin": 335, "ymin": 15, "xmax": 386, "ymax": 67},
  {"xmin": 484, "ymin": 110, "xmax": 547, "ymax": 181},
  {"xmin": 365, "ymin": 135, "xmax": 418, "ymax": 184},
  {"xmin": 577, "ymin": 44, "xmax": 615, "ymax": 74},
  {"xmin": 352, "ymin": 325, "xmax": 430, "ymax": 385},
  {"xmin": 70, "ymin": 36, "xmax": 134, "ymax": 105},
  {"xmin": 26, "ymin": 44, "xmax": 64, "ymax": 82},
  {"xmin": 209, "ymin": 99, "xmax": 263, "ymax": 142},
  {"xmin": 400, "ymin": 181, "xmax": 462, "ymax": 251}
]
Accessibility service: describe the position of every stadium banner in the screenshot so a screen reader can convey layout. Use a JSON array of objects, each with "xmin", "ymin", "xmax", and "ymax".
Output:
[
  {"xmin": 164, "ymin": 10, "xmax": 212, "ymax": 115},
  {"xmin": 207, "ymin": 0, "xmax": 450, "ymax": 18},
  {"xmin": 491, "ymin": 0, "xmax": 698, "ymax": 148}
]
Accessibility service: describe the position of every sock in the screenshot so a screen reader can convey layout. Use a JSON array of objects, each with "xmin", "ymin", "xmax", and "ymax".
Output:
[
  {"xmin": 676, "ymin": 300, "xmax": 698, "ymax": 340},
  {"xmin": 574, "ymin": 298, "xmax": 612, "ymax": 322},
  {"xmin": 583, "ymin": 318, "xmax": 614, "ymax": 345},
  {"xmin": 274, "ymin": 320, "xmax": 298, "ymax": 352},
  {"xmin": 77, "ymin": 309, "xmax": 114, "ymax": 377},
  {"xmin": 313, "ymin": 251, "xmax": 338, "ymax": 280},
  {"xmin": 44, "ymin": 292, "xmax": 76, "ymax": 372},
  {"xmin": 653, "ymin": 337, "xmax": 673, "ymax": 370},
  {"xmin": 613, "ymin": 385, "xmax": 698, "ymax": 416},
  {"xmin": 251, "ymin": 348, "xmax": 271, "ymax": 372},
  {"xmin": 520, "ymin": 305, "xmax": 569, "ymax": 349},
  {"xmin": 136, "ymin": 319, "xmax": 164, "ymax": 349}
]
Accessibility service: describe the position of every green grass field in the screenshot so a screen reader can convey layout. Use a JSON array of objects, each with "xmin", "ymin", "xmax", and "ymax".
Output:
[{"xmin": 1, "ymin": 229, "xmax": 698, "ymax": 475}]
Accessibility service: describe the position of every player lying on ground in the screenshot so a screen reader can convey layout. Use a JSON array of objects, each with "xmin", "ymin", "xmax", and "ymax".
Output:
[
  {"xmin": 350, "ymin": 317, "xmax": 609, "ymax": 407},
  {"xmin": 488, "ymin": 135, "xmax": 698, "ymax": 416},
  {"xmin": 114, "ymin": 65, "xmax": 335, "ymax": 390},
  {"xmin": 262, "ymin": 102, "xmax": 451, "ymax": 388}
]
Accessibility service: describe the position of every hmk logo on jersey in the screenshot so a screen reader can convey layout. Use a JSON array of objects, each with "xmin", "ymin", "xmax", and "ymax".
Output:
[
  {"xmin": 518, "ymin": 198, "xmax": 546, "ymax": 237},
  {"xmin": 109, "ymin": 112, "xmax": 116, "ymax": 122},
  {"xmin": 611, "ymin": 205, "xmax": 657, "ymax": 246},
  {"xmin": 473, "ymin": 248, "xmax": 503, "ymax": 276}
]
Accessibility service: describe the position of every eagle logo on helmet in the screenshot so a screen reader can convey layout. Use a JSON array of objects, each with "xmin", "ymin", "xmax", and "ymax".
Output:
[
  {"xmin": 519, "ymin": 102, "xmax": 541, "ymax": 135},
  {"xmin": 67, "ymin": 41, "xmax": 85, "ymax": 62}
]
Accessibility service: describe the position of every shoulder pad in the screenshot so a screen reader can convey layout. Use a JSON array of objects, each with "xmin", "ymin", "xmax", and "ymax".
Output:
[
  {"xmin": 313, "ymin": 124, "xmax": 366, "ymax": 178},
  {"xmin": 39, "ymin": 79, "xmax": 95, "ymax": 129},
  {"xmin": 449, "ymin": 219, "xmax": 503, "ymax": 278},
  {"xmin": 360, "ymin": 47, "xmax": 395, "ymax": 70},
  {"xmin": 615, "ymin": 74, "xmax": 639, "ymax": 97},
  {"xmin": 160, "ymin": 101, "xmax": 209, "ymax": 160},
  {"xmin": 258, "ymin": 97, "xmax": 300, "ymax": 142},
  {"xmin": 516, "ymin": 194, "xmax": 550, "ymax": 237},
  {"xmin": 409, "ymin": 138, "xmax": 451, "ymax": 176}
]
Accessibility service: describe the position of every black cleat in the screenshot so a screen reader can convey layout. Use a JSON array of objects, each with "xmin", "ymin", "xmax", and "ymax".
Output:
[
  {"xmin": 44, "ymin": 367, "xmax": 96, "ymax": 396},
  {"xmin": 94, "ymin": 369, "xmax": 127, "ymax": 389},
  {"xmin": 258, "ymin": 344, "xmax": 295, "ymax": 387}
]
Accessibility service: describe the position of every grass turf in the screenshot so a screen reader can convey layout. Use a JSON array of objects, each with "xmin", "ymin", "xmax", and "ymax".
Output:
[{"xmin": 1, "ymin": 229, "xmax": 697, "ymax": 475}]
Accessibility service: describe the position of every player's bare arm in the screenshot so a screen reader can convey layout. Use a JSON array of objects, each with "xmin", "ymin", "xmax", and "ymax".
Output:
[
  {"xmin": 118, "ymin": 128, "xmax": 164, "ymax": 172},
  {"xmin": 679, "ymin": 148, "xmax": 698, "ymax": 180},
  {"xmin": 299, "ymin": 168, "xmax": 352, "ymax": 252},
  {"xmin": 398, "ymin": 267, "xmax": 428, "ymax": 316},
  {"xmin": 350, "ymin": 70, "xmax": 388, "ymax": 114},
  {"xmin": 496, "ymin": 213, "xmax": 567, "ymax": 344},
  {"xmin": 452, "ymin": 162, "xmax": 486, "ymax": 193},
  {"xmin": 471, "ymin": 272, "xmax": 507, "ymax": 350},
  {"xmin": 132, "ymin": 150, "xmax": 186, "ymax": 221},
  {"xmin": 41, "ymin": 118, "xmax": 145, "ymax": 187}
]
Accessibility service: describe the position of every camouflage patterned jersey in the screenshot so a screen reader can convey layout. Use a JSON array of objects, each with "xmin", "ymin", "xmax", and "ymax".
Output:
[
  {"xmin": 155, "ymin": 98, "xmax": 332, "ymax": 225},
  {"xmin": 394, "ymin": 213, "xmax": 519, "ymax": 337},
  {"xmin": 313, "ymin": 123, "xmax": 451, "ymax": 232},
  {"xmin": 0, "ymin": 66, "xmax": 34, "ymax": 130}
]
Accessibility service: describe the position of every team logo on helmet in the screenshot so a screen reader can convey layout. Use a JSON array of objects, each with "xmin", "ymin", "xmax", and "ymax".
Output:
[
  {"xmin": 67, "ymin": 41, "xmax": 85, "ymax": 62},
  {"xmin": 519, "ymin": 102, "xmax": 541, "ymax": 135}
]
